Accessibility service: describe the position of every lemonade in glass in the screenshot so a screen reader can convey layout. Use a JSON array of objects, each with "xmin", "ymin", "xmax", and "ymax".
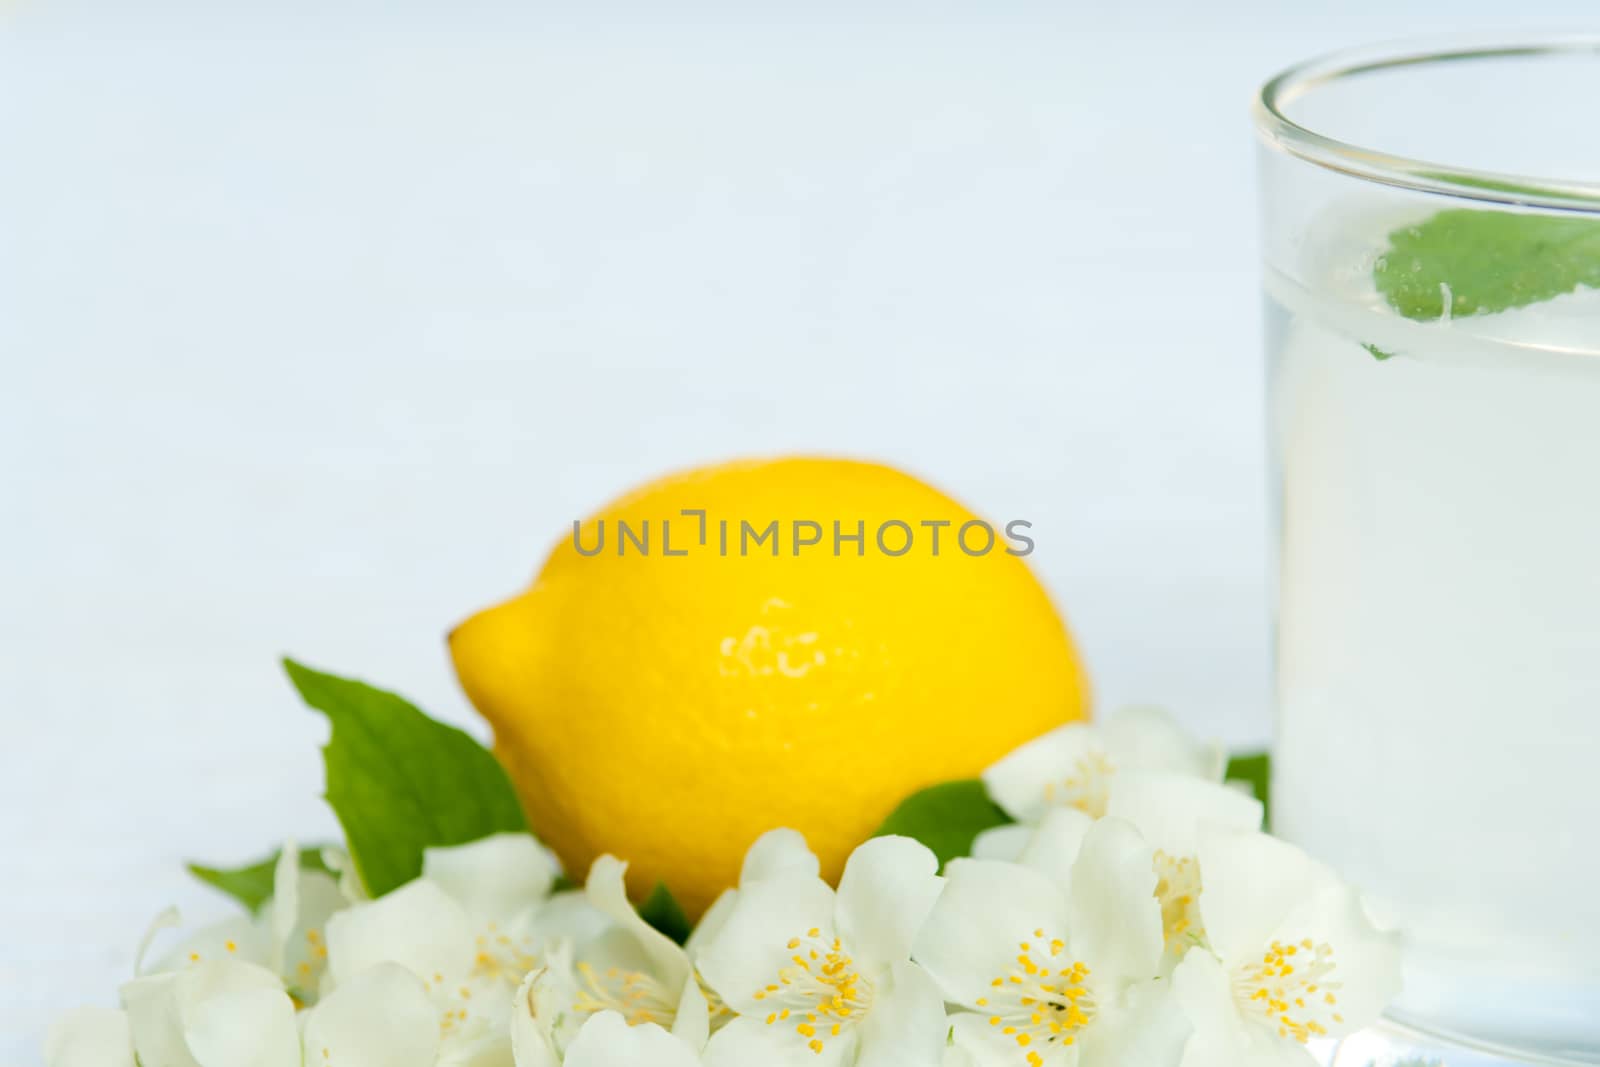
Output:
[{"xmin": 1256, "ymin": 37, "xmax": 1600, "ymax": 1066}]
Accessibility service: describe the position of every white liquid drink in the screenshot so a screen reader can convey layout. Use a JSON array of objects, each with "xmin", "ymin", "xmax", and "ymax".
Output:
[{"xmin": 1268, "ymin": 211, "xmax": 1600, "ymax": 1062}]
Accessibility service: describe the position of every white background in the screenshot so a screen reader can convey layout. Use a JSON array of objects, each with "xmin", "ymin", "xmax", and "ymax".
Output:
[{"xmin": 2, "ymin": 2, "xmax": 1593, "ymax": 1059}]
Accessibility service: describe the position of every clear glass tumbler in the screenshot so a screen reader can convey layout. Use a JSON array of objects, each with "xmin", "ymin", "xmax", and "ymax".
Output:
[{"xmin": 1256, "ymin": 37, "xmax": 1600, "ymax": 1067}]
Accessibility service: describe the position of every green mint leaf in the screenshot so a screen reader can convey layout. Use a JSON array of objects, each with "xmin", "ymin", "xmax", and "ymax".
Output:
[
  {"xmin": 1362, "ymin": 342, "xmax": 1396, "ymax": 362},
  {"xmin": 1374, "ymin": 208, "xmax": 1600, "ymax": 321},
  {"xmin": 1225, "ymin": 751, "xmax": 1272, "ymax": 829},
  {"xmin": 284, "ymin": 658, "xmax": 527, "ymax": 897},
  {"xmin": 187, "ymin": 847, "xmax": 332, "ymax": 914},
  {"xmin": 873, "ymin": 779, "xmax": 1011, "ymax": 870},
  {"xmin": 638, "ymin": 882, "xmax": 692, "ymax": 945}
]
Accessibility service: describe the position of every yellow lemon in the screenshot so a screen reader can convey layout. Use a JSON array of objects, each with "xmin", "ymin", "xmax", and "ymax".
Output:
[{"xmin": 449, "ymin": 457, "xmax": 1088, "ymax": 915}]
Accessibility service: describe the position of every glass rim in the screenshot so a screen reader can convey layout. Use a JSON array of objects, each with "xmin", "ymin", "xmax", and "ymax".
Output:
[{"xmin": 1254, "ymin": 33, "xmax": 1600, "ymax": 214}]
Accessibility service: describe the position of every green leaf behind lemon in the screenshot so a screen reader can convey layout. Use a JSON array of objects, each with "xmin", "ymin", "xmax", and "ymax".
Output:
[
  {"xmin": 284, "ymin": 658, "xmax": 527, "ymax": 897},
  {"xmin": 638, "ymin": 882, "xmax": 692, "ymax": 945},
  {"xmin": 872, "ymin": 779, "xmax": 1012, "ymax": 870},
  {"xmin": 1225, "ymin": 750, "xmax": 1272, "ymax": 829}
]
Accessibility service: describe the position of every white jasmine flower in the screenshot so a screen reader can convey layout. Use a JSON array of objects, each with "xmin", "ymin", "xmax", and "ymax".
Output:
[
  {"xmin": 322, "ymin": 846, "xmax": 370, "ymax": 905},
  {"xmin": 690, "ymin": 828, "xmax": 821, "ymax": 961},
  {"xmin": 148, "ymin": 913, "xmax": 271, "ymax": 977},
  {"xmin": 120, "ymin": 958, "xmax": 300, "ymax": 1067},
  {"xmin": 324, "ymin": 833, "xmax": 595, "ymax": 1060},
  {"xmin": 562, "ymin": 1010, "xmax": 704, "ymax": 1067},
  {"xmin": 695, "ymin": 836, "xmax": 948, "ymax": 1066},
  {"xmin": 510, "ymin": 853, "xmax": 710, "ymax": 1065},
  {"xmin": 323, "ymin": 875, "xmax": 514, "ymax": 1058},
  {"xmin": 942, "ymin": 1043, "xmax": 977, "ymax": 1067},
  {"xmin": 421, "ymin": 832, "xmax": 598, "ymax": 997},
  {"xmin": 422, "ymin": 833, "xmax": 562, "ymax": 926},
  {"xmin": 984, "ymin": 707, "xmax": 1224, "ymax": 823},
  {"xmin": 1171, "ymin": 827, "xmax": 1400, "ymax": 1067},
  {"xmin": 118, "ymin": 845, "xmax": 331, "ymax": 1067},
  {"xmin": 1009, "ymin": 808, "xmax": 1096, "ymax": 892},
  {"xmin": 686, "ymin": 827, "xmax": 824, "ymax": 1034},
  {"xmin": 575, "ymin": 855, "xmax": 708, "ymax": 1041},
  {"xmin": 969, "ymin": 824, "xmax": 1037, "ymax": 864},
  {"xmin": 510, "ymin": 945, "xmax": 586, "ymax": 1067},
  {"xmin": 52, "ymin": 847, "xmax": 338, "ymax": 1067},
  {"xmin": 913, "ymin": 818, "xmax": 1190, "ymax": 1067},
  {"xmin": 301, "ymin": 962, "xmax": 443, "ymax": 1067},
  {"xmin": 44, "ymin": 1006, "xmax": 134, "ymax": 1067},
  {"xmin": 273, "ymin": 847, "xmax": 351, "ymax": 998},
  {"xmin": 141, "ymin": 844, "xmax": 348, "ymax": 1002},
  {"xmin": 424, "ymin": 834, "xmax": 606, "ymax": 1065},
  {"xmin": 1105, "ymin": 772, "xmax": 1263, "ymax": 965},
  {"xmin": 994, "ymin": 775, "xmax": 1265, "ymax": 970},
  {"xmin": 324, "ymin": 878, "xmax": 476, "ymax": 990}
]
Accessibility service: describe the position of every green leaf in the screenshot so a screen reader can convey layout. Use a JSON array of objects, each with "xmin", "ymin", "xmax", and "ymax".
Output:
[
  {"xmin": 873, "ymin": 779, "xmax": 1011, "ymax": 869},
  {"xmin": 638, "ymin": 882, "xmax": 692, "ymax": 945},
  {"xmin": 1361, "ymin": 342, "xmax": 1396, "ymax": 362},
  {"xmin": 1225, "ymin": 751, "xmax": 1272, "ymax": 829},
  {"xmin": 188, "ymin": 847, "xmax": 332, "ymax": 914},
  {"xmin": 1374, "ymin": 209, "xmax": 1600, "ymax": 321},
  {"xmin": 284, "ymin": 658, "xmax": 527, "ymax": 897}
]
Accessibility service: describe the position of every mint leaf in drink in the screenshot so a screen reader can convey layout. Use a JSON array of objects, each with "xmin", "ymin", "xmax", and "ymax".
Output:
[
  {"xmin": 284, "ymin": 658, "xmax": 527, "ymax": 897},
  {"xmin": 1374, "ymin": 209, "xmax": 1600, "ymax": 321},
  {"xmin": 188, "ymin": 846, "xmax": 331, "ymax": 913},
  {"xmin": 1225, "ymin": 751, "xmax": 1271, "ymax": 829},
  {"xmin": 873, "ymin": 779, "xmax": 1011, "ymax": 869},
  {"xmin": 1362, "ymin": 342, "xmax": 1396, "ymax": 362},
  {"xmin": 638, "ymin": 882, "xmax": 692, "ymax": 945}
]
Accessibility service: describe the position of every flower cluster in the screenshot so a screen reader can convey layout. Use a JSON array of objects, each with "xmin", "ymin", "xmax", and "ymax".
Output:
[{"xmin": 47, "ymin": 709, "xmax": 1399, "ymax": 1067}]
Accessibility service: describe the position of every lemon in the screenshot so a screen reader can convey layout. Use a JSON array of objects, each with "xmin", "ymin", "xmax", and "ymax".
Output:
[{"xmin": 449, "ymin": 457, "xmax": 1088, "ymax": 915}]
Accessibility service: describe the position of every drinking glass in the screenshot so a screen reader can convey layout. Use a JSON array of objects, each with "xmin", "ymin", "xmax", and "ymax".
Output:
[{"xmin": 1256, "ymin": 36, "xmax": 1600, "ymax": 1067}]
